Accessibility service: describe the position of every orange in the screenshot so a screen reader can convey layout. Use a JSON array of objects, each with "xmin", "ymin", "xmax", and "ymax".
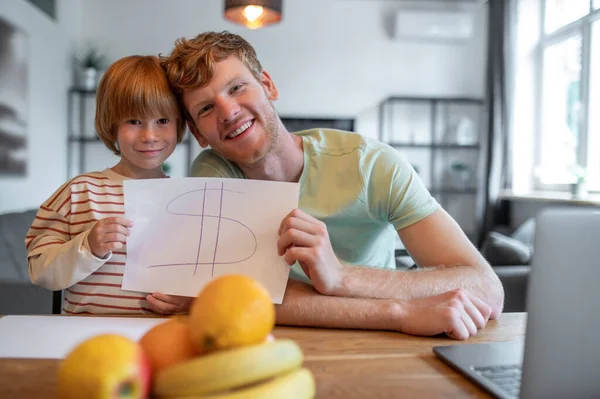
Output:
[
  {"xmin": 189, "ymin": 274, "xmax": 275, "ymax": 352},
  {"xmin": 57, "ymin": 334, "xmax": 151, "ymax": 399},
  {"xmin": 139, "ymin": 316, "xmax": 200, "ymax": 373}
]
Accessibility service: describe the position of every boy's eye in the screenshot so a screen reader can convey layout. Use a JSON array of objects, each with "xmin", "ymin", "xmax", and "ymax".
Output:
[
  {"xmin": 126, "ymin": 119, "xmax": 141, "ymax": 125},
  {"xmin": 157, "ymin": 118, "xmax": 169, "ymax": 124}
]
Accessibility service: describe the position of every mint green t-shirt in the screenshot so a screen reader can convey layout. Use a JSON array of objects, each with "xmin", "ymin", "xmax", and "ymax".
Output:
[{"xmin": 191, "ymin": 129, "xmax": 439, "ymax": 281}]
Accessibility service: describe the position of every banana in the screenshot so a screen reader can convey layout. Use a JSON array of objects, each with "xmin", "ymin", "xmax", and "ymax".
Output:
[
  {"xmin": 175, "ymin": 367, "xmax": 316, "ymax": 399},
  {"xmin": 153, "ymin": 339, "xmax": 304, "ymax": 397}
]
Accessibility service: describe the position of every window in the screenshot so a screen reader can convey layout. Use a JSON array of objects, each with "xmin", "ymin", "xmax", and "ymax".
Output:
[
  {"xmin": 513, "ymin": 0, "xmax": 600, "ymax": 192},
  {"xmin": 538, "ymin": 35, "xmax": 582, "ymax": 184},
  {"xmin": 588, "ymin": 19, "xmax": 600, "ymax": 188},
  {"xmin": 544, "ymin": 0, "xmax": 588, "ymax": 34}
]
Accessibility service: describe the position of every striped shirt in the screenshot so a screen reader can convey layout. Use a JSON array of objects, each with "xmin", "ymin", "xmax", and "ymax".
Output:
[{"xmin": 26, "ymin": 169, "xmax": 151, "ymax": 314}]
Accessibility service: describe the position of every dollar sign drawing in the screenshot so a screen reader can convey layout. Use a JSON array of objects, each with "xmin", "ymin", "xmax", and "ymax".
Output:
[{"xmin": 146, "ymin": 182, "xmax": 257, "ymax": 276}]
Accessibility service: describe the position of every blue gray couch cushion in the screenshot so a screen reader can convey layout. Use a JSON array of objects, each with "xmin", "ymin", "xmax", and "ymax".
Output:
[
  {"xmin": 0, "ymin": 209, "xmax": 36, "ymax": 282},
  {"xmin": 481, "ymin": 231, "xmax": 532, "ymax": 266}
]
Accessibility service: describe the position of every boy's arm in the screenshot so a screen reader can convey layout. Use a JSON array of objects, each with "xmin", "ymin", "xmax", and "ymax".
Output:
[{"xmin": 26, "ymin": 207, "xmax": 108, "ymax": 291}]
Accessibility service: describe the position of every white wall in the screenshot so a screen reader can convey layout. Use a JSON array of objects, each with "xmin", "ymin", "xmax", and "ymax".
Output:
[
  {"xmin": 0, "ymin": 0, "xmax": 487, "ymax": 213},
  {"xmin": 0, "ymin": 0, "xmax": 82, "ymax": 213},
  {"xmin": 81, "ymin": 0, "xmax": 488, "ymax": 129}
]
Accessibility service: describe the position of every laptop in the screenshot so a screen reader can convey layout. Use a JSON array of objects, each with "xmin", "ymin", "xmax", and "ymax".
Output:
[{"xmin": 433, "ymin": 207, "xmax": 600, "ymax": 399}]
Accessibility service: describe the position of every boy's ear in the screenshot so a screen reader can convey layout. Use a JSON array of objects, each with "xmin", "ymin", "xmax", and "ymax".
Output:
[
  {"xmin": 187, "ymin": 120, "xmax": 208, "ymax": 148},
  {"xmin": 260, "ymin": 70, "xmax": 278, "ymax": 101}
]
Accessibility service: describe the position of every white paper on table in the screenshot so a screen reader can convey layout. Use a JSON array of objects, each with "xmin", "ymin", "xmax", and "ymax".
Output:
[
  {"xmin": 0, "ymin": 315, "xmax": 167, "ymax": 359},
  {"xmin": 122, "ymin": 177, "xmax": 299, "ymax": 303}
]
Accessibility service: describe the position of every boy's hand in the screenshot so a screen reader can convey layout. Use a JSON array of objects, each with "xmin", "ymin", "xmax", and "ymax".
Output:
[
  {"xmin": 88, "ymin": 217, "xmax": 133, "ymax": 258},
  {"xmin": 146, "ymin": 293, "xmax": 193, "ymax": 315}
]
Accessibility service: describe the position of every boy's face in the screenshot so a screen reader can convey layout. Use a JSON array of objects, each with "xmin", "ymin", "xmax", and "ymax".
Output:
[
  {"xmin": 182, "ymin": 56, "xmax": 280, "ymax": 167},
  {"xmin": 114, "ymin": 117, "xmax": 177, "ymax": 178}
]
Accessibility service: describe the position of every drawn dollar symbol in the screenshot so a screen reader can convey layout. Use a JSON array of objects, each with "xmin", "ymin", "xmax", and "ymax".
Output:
[{"xmin": 147, "ymin": 182, "xmax": 257, "ymax": 276}]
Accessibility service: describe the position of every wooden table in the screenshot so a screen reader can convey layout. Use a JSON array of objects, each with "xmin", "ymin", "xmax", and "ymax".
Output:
[{"xmin": 0, "ymin": 313, "xmax": 525, "ymax": 398}]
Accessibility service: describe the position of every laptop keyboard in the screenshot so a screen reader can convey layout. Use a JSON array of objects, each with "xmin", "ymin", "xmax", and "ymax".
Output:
[{"xmin": 473, "ymin": 364, "xmax": 522, "ymax": 398}]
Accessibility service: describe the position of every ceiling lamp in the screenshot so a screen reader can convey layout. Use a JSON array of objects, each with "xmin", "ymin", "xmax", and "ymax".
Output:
[{"xmin": 224, "ymin": 0, "xmax": 283, "ymax": 29}]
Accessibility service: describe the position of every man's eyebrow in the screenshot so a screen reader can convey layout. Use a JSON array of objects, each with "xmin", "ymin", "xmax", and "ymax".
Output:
[
  {"xmin": 189, "ymin": 76, "xmax": 245, "ymax": 114},
  {"xmin": 190, "ymin": 100, "xmax": 208, "ymax": 115},
  {"xmin": 224, "ymin": 76, "xmax": 242, "ymax": 88}
]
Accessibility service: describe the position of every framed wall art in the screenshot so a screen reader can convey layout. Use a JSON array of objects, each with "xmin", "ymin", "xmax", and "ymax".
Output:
[{"xmin": 0, "ymin": 17, "xmax": 29, "ymax": 176}]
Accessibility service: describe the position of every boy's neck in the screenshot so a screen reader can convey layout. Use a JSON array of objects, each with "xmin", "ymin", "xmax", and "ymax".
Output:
[{"xmin": 110, "ymin": 163, "xmax": 167, "ymax": 179}]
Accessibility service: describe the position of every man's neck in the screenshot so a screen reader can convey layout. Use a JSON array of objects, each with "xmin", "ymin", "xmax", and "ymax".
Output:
[{"xmin": 239, "ymin": 124, "xmax": 304, "ymax": 183}]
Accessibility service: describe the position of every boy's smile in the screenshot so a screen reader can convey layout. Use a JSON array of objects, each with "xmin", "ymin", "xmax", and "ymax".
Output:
[
  {"xmin": 112, "ymin": 117, "xmax": 177, "ymax": 178},
  {"xmin": 137, "ymin": 148, "xmax": 166, "ymax": 157}
]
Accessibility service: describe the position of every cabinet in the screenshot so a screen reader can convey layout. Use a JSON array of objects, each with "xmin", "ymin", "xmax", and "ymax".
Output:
[
  {"xmin": 280, "ymin": 117, "xmax": 354, "ymax": 133},
  {"xmin": 66, "ymin": 88, "xmax": 195, "ymax": 179},
  {"xmin": 378, "ymin": 96, "xmax": 486, "ymax": 242}
]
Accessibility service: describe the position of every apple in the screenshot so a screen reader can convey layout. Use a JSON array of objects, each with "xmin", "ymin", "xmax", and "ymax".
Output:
[{"xmin": 57, "ymin": 334, "xmax": 151, "ymax": 399}]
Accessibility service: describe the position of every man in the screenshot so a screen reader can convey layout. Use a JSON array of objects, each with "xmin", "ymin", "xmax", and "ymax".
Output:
[{"xmin": 160, "ymin": 31, "xmax": 504, "ymax": 340}]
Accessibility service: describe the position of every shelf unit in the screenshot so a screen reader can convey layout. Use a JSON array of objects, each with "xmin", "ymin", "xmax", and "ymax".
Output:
[
  {"xmin": 378, "ymin": 96, "xmax": 486, "ymax": 242},
  {"xmin": 280, "ymin": 116, "xmax": 355, "ymax": 132},
  {"xmin": 67, "ymin": 88, "xmax": 194, "ymax": 179},
  {"xmin": 387, "ymin": 143, "xmax": 480, "ymax": 149}
]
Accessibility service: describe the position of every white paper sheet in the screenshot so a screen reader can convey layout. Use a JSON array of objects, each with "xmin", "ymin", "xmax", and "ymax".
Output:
[
  {"xmin": 122, "ymin": 177, "xmax": 299, "ymax": 303},
  {"xmin": 0, "ymin": 315, "xmax": 167, "ymax": 359}
]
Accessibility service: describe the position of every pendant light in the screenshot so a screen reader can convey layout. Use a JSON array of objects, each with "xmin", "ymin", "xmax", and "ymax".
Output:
[{"xmin": 224, "ymin": 0, "xmax": 283, "ymax": 29}]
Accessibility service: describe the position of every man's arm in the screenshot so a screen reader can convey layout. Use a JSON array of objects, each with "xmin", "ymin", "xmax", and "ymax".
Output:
[
  {"xmin": 276, "ymin": 279, "xmax": 392, "ymax": 330},
  {"xmin": 336, "ymin": 209, "xmax": 504, "ymax": 318},
  {"xmin": 276, "ymin": 279, "xmax": 492, "ymax": 340},
  {"xmin": 277, "ymin": 208, "xmax": 504, "ymax": 319}
]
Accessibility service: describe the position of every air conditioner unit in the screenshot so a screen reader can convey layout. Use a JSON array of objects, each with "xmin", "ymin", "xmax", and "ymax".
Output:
[{"xmin": 394, "ymin": 9, "xmax": 475, "ymax": 42}]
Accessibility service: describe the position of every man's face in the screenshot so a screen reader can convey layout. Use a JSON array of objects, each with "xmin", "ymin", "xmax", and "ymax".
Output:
[{"xmin": 182, "ymin": 56, "xmax": 280, "ymax": 167}]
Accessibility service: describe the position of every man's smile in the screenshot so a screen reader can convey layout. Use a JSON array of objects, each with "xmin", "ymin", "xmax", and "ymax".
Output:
[{"xmin": 226, "ymin": 119, "xmax": 254, "ymax": 140}]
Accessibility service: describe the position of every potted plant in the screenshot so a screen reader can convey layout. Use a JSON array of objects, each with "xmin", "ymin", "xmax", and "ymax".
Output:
[
  {"xmin": 570, "ymin": 165, "xmax": 587, "ymax": 198},
  {"xmin": 75, "ymin": 46, "xmax": 107, "ymax": 90},
  {"xmin": 162, "ymin": 162, "xmax": 172, "ymax": 176},
  {"xmin": 449, "ymin": 161, "xmax": 471, "ymax": 190}
]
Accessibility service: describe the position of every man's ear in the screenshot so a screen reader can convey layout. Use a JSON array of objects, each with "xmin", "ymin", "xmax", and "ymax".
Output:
[
  {"xmin": 261, "ymin": 70, "xmax": 279, "ymax": 101},
  {"xmin": 187, "ymin": 120, "xmax": 208, "ymax": 148}
]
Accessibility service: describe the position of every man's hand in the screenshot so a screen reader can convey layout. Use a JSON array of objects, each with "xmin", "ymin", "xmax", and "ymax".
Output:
[
  {"xmin": 277, "ymin": 209, "xmax": 344, "ymax": 295},
  {"xmin": 88, "ymin": 217, "xmax": 133, "ymax": 258},
  {"xmin": 146, "ymin": 293, "xmax": 193, "ymax": 315},
  {"xmin": 392, "ymin": 288, "xmax": 492, "ymax": 340}
]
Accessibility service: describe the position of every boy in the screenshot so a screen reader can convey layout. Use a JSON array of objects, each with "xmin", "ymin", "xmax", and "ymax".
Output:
[{"xmin": 25, "ymin": 55, "xmax": 191, "ymax": 314}]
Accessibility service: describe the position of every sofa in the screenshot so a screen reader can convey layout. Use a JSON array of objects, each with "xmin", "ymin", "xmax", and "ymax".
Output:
[
  {"xmin": 0, "ymin": 208, "xmax": 54, "ymax": 315},
  {"xmin": 481, "ymin": 218, "xmax": 536, "ymax": 312}
]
